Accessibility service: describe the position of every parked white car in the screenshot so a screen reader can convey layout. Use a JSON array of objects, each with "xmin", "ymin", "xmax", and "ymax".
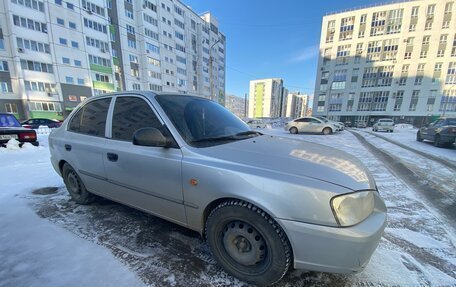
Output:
[
  {"xmin": 285, "ymin": 116, "xmax": 337, "ymax": 135},
  {"xmin": 373, "ymin": 119, "xmax": 394, "ymax": 132},
  {"xmin": 246, "ymin": 119, "xmax": 270, "ymax": 129}
]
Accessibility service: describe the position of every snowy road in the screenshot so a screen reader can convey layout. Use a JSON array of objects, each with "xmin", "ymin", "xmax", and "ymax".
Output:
[{"xmin": 1, "ymin": 131, "xmax": 455, "ymax": 286}]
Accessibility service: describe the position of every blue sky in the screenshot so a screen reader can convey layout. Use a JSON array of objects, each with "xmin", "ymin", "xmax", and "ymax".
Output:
[{"xmin": 185, "ymin": 0, "xmax": 380, "ymax": 97}]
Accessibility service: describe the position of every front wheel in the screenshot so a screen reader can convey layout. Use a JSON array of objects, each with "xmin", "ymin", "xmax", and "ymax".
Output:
[
  {"xmin": 62, "ymin": 163, "xmax": 95, "ymax": 204},
  {"xmin": 434, "ymin": 134, "xmax": 443, "ymax": 147},
  {"xmin": 322, "ymin": 127, "xmax": 332, "ymax": 135},
  {"xmin": 289, "ymin": 127, "xmax": 298, "ymax": 134},
  {"xmin": 206, "ymin": 200, "xmax": 291, "ymax": 286}
]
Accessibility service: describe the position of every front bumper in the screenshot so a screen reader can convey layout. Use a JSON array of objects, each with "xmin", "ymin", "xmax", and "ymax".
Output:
[{"xmin": 277, "ymin": 198, "xmax": 387, "ymax": 273}]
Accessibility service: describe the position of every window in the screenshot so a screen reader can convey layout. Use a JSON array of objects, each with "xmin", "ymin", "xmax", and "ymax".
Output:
[
  {"xmin": 82, "ymin": 0, "xmax": 105, "ymax": 16},
  {"xmin": 0, "ymin": 39, "xmax": 4, "ymax": 50},
  {"xmin": 5, "ymin": 103, "xmax": 17, "ymax": 113},
  {"xmin": 414, "ymin": 76, "xmax": 423, "ymax": 85},
  {"xmin": 62, "ymin": 57, "xmax": 70, "ymax": 64},
  {"xmin": 11, "ymin": 0, "xmax": 44, "ymax": 12},
  {"xmin": 88, "ymin": 55, "xmax": 111, "ymax": 67},
  {"xmin": 126, "ymin": 24, "xmax": 135, "ymax": 34},
  {"xmin": 55, "ymin": 0, "xmax": 61, "ymax": 5},
  {"xmin": 59, "ymin": 38, "xmax": 67, "ymax": 45},
  {"xmin": 148, "ymin": 57, "xmax": 160, "ymax": 66},
  {"xmin": 69, "ymin": 22, "xmax": 76, "ymax": 29},
  {"xmin": 20, "ymin": 60, "xmax": 53, "ymax": 73},
  {"xmin": 411, "ymin": 6, "xmax": 419, "ymax": 17},
  {"xmin": 425, "ymin": 21, "xmax": 432, "ymax": 30},
  {"xmin": 128, "ymin": 39, "xmax": 136, "ymax": 49},
  {"xmin": 417, "ymin": 63, "xmax": 425, "ymax": 72},
  {"xmin": 144, "ymin": 28, "xmax": 159, "ymax": 40},
  {"xmin": 65, "ymin": 76, "xmax": 73, "ymax": 83},
  {"xmin": 74, "ymin": 60, "xmax": 82, "ymax": 67},
  {"xmin": 66, "ymin": 2, "xmax": 74, "ymax": 9},
  {"xmin": 145, "ymin": 42, "xmax": 159, "ymax": 53},
  {"xmin": 69, "ymin": 98, "xmax": 111, "ymax": 137},
  {"xmin": 77, "ymin": 78, "xmax": 85, "ymax": 85},
  {"xmin": 426, "ymin": 4, "xmax": 435, "ymax": 16},
  {"xmin": 0, "ymin": 82, "xmax": 11, "ymax": 92},
  {"xmin": 13, "ymin": 15, "xmax": 47, "ymax": 33},
  {"xmin": 111, "ymin": 97, "xmax": 163, "ymax": 141},
  {"xmin": 445, "ymin": 2, "xmax": 453, "ymax": 13},
  {"xmin": 435, "ymin": 63, "xmax": 443, "ymax": 72},
  {"xmin": 125, "ymin": 9, "xmax": 134, "ymax": 19},
  {"xmin": 83, "ymin": 18, "xmax": 107, "ymax": 34},
  {"xmin": 0, "ymin": 61, "xmax": 8, "ymax": 72},
  {"xmin": 129, "ymin": 54, "xmax": 138, "ymax": 63},
  {"xmin": 57, "ymin": 18, "xmax": 64, "ymax": 25},
  {"xmin": 71, "ymin": 41, "xmax": 79, "ymax": 48},
  {"xmin": 85, "ymin": 36, "xmax": 109, "ymax": 51},
  {"xmin": 422, "ymin": 36, "xmax": 430, "ymax": 45}
]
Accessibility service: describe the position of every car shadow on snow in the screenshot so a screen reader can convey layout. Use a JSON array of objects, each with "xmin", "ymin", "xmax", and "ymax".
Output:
[{"xmin": 29, "ymin": 187, "xmax": 357, "ymax": 287}]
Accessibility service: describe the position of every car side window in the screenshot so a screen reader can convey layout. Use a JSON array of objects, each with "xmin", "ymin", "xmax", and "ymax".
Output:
[
  {"xmin": 310, "ymin": 118, "xmax": 321, "ymax": 124},
  {"xmin": 296, "ymin": 118, "xmax": 309, "ymax": 123},
  {"xmin": 68, "ymin": 98, "xmax": 111, "ymax": 137},
  {"xmin": 111, "ymin": 96, "xmax": 163, "ymax": 141}
]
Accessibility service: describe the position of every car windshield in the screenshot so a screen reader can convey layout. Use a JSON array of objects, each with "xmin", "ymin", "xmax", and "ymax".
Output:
[
  {"xmin": 317, "ymin": 117, "xmax": 328, "ymax": 122},
  {"xmin": 156, "ymin": 95, "xmax": 257, "ymax": 147},
  {"xmin": 0, "ymin": 114, "xmax": 21, "ymax": 127}
]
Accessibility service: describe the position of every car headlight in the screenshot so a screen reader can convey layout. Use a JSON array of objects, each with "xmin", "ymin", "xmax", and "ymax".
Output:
[{"xmin": 331, "ymin": 190, "xmax": 374, "ymax": 227}]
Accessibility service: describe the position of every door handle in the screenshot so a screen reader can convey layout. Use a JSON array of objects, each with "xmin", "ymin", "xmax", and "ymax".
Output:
[
  {"xmin": 107, "ymin": 153, "xmax": 118, "ymax": 162},
  {"xmin": 64, "ymin": 144, "xmax": 71, "ymax": 151}
]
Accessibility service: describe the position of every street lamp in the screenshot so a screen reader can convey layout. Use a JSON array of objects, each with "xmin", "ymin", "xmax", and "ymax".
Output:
[{"xmin": 209, "ymin": 39, "xmax": 221, "ymax": 102}]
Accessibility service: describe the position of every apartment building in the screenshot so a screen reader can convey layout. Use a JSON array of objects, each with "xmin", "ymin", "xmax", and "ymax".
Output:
[
  {"xmin": 313, "ymin": 0, "xmax": 456, "ymax": 126},
  {"xmin": 0, "ymin": 0, "xmax": 225, "ymax": 120},
  {"xmin": 225, "ymin": 93, "xmax": 246, "ymax": 118},
  {"xmin": 285, "ymin": 92, "xmax": 309, "ymax": 118},
  {"xmin": 248, "ymin": 78, "xmax": 285, "ymax": 118}
]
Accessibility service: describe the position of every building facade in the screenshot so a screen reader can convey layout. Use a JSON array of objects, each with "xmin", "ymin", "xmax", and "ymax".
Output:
[
  {"xmin": 285, "ymin": 92, "xmax": 309, "ymax": 118},
  {"xmin": 0, "ymin": 0, "xmax": 225, "ymax": 120},
  {"xmin": 313, "ymin": 0, "xmax": 456, "ymax": 126},
  {"xmin": 248, "ymin": 78, "xmax": 285, "ymax": 118},
  {"xmin": 225, "ymin": 93, "xmax": 246, "ymax": 118}
]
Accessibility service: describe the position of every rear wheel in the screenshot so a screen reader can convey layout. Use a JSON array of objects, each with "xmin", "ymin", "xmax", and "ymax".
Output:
[
  {"xmin": 206, "ymin": 200, "xmax": 291, "ymax": 286},
  {"xmin": 416, "ymin": 131, "xmax": 423, "ymax": 142},
  {"xmin": 62, "ymin": 163, "xmax": 95, "ymax": 204},
  {"xmin": 289, "ymin": 127, "xmax": 298, "ymax": 134},
  {"xmin": 322, "ymin": 127, "xmax": 332, "ymax": 135}
]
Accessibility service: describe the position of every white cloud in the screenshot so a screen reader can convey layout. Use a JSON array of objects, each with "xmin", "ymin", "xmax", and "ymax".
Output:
[{"xmin": 291, "ymin": 45, "xmax": 320, "ymax": 62}]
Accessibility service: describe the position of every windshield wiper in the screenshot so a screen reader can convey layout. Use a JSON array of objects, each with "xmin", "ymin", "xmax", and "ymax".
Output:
[{"xmin": 192, "ymin": 130, "xmax": 262, "ymax": 143}]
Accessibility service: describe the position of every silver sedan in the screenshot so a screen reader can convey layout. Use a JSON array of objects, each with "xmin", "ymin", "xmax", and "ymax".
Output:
[{"xmin": 49, "ymin": 92, "xmax": 386, "ymax": 286}]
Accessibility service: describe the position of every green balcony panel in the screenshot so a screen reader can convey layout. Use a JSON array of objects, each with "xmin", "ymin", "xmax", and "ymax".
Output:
[
  {"xmin": 92, "ymin": 81, "xmax": 115, "ymax": 91},
  {"xmin": 30, "ymin": 111, "xmax": 63, "ymax": 120},
  {"xmin": 90, "ymin": 64, "xmax": 113, "ymax": 74}
]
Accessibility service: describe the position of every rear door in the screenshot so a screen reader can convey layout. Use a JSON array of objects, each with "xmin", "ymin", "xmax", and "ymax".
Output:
[
  {"xmin": 64, "ymin": 98, "xmax": 111, "ymax": 193},
  {"xmin": 295, "ymin": 118, "xmax": 310, "ymax": 132},
  {"xmin": 103, "ymin": 95, "xmax": 186, "ymax": 225}
]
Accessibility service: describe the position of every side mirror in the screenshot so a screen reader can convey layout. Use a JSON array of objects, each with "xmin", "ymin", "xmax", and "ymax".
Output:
[{"xmin": 133, "ymin": 127, "xmax": 172, "ymax": 147}]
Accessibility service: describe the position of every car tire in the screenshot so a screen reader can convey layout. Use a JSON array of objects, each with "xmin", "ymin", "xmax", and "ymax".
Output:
[
  {"xmin": 289, "ymin": 127, "xmax": 298, "ymax": 134},
  {"xmin": 434, "ymin": 134, "xmax": 443, "ymax": 148},
  {"xmin": 62, "ymin": 163, "xmax": 95, "ymax": 204},
  {"xmin": 205, "ymin": 200, "xmax": 291, "ymax": 286},
  {"xmin": 416, "ymin": 131, "xmax": 423, "ymax": 142},
  {"xmin": 322, "ymin": 127, "xmax": 332, "ymax": 135}
]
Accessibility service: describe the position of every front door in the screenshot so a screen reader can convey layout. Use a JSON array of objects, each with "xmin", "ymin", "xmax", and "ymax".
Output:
[{"xmin": 103, "ymin": 95, "xmax": 186, "ymax": 225}]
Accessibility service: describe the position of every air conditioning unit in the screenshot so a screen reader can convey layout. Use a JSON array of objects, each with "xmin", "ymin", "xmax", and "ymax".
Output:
[{"xmin": 17, "ymin": 48, "xmax": 25, "ymax": 53}]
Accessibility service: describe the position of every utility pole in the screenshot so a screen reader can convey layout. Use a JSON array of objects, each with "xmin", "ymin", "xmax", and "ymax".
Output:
[
  {"xmin": 244, "ymin": 93, "xmax": 247, "ymax": 118},
  {"xmin": 209, "ymin": 39, "xmax": 221, "ymax": 102}
]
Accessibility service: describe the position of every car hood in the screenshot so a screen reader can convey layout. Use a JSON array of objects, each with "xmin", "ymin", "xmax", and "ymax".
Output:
[{"xmin": 195, "ymin": 135, "xmax": 376, "ymax": 191}]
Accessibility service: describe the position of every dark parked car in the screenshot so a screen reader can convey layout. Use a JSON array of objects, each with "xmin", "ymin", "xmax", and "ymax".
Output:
[
  {"xmin": 417, "ymin": 117, "xmax": 456, "ymax": 147},
  {"xmin": 21, "ymin": 118, "xmax": 62, "ymax": 129},
  {"xmin": 0, "ymin": 113, "xmax": 39, "ymax": 147}
]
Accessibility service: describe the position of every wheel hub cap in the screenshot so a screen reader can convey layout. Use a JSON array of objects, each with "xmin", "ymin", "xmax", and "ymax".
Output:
[{"xmin": 222, "ymin": 221, "xmax": 266, "ymax": 266}]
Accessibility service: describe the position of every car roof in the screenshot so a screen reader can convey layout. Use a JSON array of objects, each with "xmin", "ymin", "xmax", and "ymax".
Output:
[{"xmin": 86, "ymin": 91, "xmax": 206, "ymax": 102}]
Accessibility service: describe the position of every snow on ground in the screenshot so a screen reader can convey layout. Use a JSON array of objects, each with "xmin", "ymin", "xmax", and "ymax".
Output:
[
  {"xmin": 0, "ymin": 135, "xmax": 144, "ymax": 287},
  {"xmin": 357, "ymin": 126, "xmax": 456, "ymax": 163},
  {"xmin": 263, "ymin": 128, "xmax": 456, "ymax": 286},
  {"xmin": 1, "ymin": 130, "xmax": 455, "ymax": 286}
]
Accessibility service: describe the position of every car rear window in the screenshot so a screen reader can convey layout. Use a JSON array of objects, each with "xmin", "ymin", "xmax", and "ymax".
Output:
[{"xmin": 0, "ymin": 114, "xmax": 21, "ymax": 127}]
